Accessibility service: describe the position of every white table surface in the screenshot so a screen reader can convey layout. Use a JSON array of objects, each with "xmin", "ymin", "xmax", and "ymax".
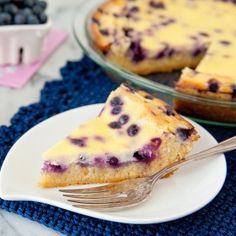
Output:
[{"xmin": 0, "ymin": 0, "xmax": 85, "ymax": 235}]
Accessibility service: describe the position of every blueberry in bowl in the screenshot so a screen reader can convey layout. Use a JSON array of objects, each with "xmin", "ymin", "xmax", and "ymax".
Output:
[{"xmin": 0, "ymin": 0, "xmax": 51, "ymax": 65}]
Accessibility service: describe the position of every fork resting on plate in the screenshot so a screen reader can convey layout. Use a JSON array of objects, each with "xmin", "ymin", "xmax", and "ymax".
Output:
[{"xmin": 60, "ymin": 136, "xmax": 236, "ymax": 211}]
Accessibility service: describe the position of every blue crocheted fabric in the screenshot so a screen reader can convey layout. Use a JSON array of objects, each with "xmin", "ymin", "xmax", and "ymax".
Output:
[{"xmin": 0, "ymin": 57, "xmax": 236, "ymax": 236}]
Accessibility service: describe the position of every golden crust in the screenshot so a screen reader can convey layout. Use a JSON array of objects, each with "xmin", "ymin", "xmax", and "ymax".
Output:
[{"xmin": 174, "ymin": 99, "xmax": 236, "ymax": 122}]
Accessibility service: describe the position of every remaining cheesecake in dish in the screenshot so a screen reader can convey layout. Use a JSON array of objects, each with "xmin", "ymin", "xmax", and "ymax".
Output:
[
  {"xmin": 91, "ymin": 0, "xmax": 236, "ymax": 122},
  {"xmin": 175, "ymin": 68, "xmax": 236, "ymax": 122},
  {"xmin": 176, "ymin": 68, "xmax": 236, "ymax": 101},
  {"xmin": 39, "ymin": 84, "xmax": 199, "ymax": 188},
  {"xmin": 91, "ymin": 0, "xmax": 236, "ymax": 76}
]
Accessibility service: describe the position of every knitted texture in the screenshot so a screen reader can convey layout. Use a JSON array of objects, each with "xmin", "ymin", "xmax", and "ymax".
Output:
[{"xmin": 0, "ymin": 57, "xmax": 236, "ymax": 236}]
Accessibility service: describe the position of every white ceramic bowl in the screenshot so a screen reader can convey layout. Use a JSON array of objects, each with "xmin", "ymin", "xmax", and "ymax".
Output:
[{"xmin": 0, "ymin": 19, "xmax": 52, "ymax": 65}]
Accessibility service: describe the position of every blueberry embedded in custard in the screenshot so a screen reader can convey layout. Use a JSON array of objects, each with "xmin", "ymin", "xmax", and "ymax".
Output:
[
  {"xmin": 42, "ymin": 161, "xmax": 67, "ymax": 173},
  {"xmin": 149, "ymin": 1, "xmax": 165, "ymax": 9},
  {"xmin": 208, "ymin": 79, "xmax": 219, "ymax": 93},
  {"xmin": 107, "ymin": 156, "xmax": 119, "ymax": 167},
  {"xmin": 39, "ymin": 84, "xmax": 199, "ymax": 188},
  {"xmin": 109, "ymin": 121, "xmax": 122, "ymax": 129},
  {"xmin": 68, "ymin": 137, "xmax": 88, "ymax": 147},
  {"xmin": 127, "ymin": 124, "xmax": 140, "ymax": 136},
  {"xmin": 232, "ymin": 85, "xmax": 236, "ymax": 98},
  {"xmin": 111, "ymin": 106, "xmax": 122, "ymax": 115},
  {"xmin": 176, "ymin": 127, "xmax": 194, "ymax": 141},
  {"xmin": 118, "ymin": 114, "xmax": 130, "ymax": 125},
  {"xmin": 129, "ymin": 41, "xmax": 147, "ymax": 62},
  {"xmin": 110, "ymin": 96, "xmax": 123, "ymax": 106},
  {"xmin": 133, "ymin": 138, "xmax": 162, "ymax": 162}
]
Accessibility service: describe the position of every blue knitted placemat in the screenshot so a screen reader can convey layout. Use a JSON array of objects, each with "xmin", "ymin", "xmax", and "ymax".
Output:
[{"xmin": 0, "ymin": 57, "xmax": 236, "ymax": 236}]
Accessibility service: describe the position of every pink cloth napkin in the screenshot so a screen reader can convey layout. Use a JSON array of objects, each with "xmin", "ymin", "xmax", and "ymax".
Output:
[{"xmin": 0, "ymin": 30, "xmax": 68, "ymax": 88}]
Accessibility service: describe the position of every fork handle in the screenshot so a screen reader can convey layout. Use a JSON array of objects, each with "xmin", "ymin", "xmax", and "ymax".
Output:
[{"xmin": 152, "ymin": 136, "xmax": 236, "ymax": 183}]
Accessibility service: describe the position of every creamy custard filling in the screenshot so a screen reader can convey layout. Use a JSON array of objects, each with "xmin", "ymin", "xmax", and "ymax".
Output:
[
  {"xmin": 42, "ymin": 127, "xmax": 194, "ymax": 174},
  {"xmin": 42, "ymin": 137, "xmax": 162, "ymax": 173}
]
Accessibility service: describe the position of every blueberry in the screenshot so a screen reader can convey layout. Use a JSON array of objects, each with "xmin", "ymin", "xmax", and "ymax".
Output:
[
  {"xmin": 94, "ymin": 157, "xmax": 105, "ymax": 167},
  {"xmin": 129, "ymin": 6, "xmax": 139, "ymax": 12},
  {"xmin": 92, "ymin": 17, "xmax": 100, "ymax": 25},
  {"xmin": 151, "ymin": 137, "xmax": 162, "ymax": 147},
  {"xmin": 24, "ymin": 0, "xmax": 36, "ymax": 7},
  {"xmin": 14, "ymin": 14, "xmax": 26, "ymax": 24},
  {"xmin": 100, "ymin": 29, "xmax": 109, "ymax": 36},
  {"xmin": 94, "ymin": 136, "xmax": 104, "ymax": 142},
  {"xmin": 149, "ymin": 1, "xmax": 165, "ymax": 9},
  {"xmin": 192, "ymin": 47, "xmax": 204, "ymax": 57},
  {"xmin": 176, "ymin": 128, "xmax": 194, "ymax": 141},
  {"xmin": 161, "ymin": 18, "xmax": 175, "ymax": 26},
  {"xmin": 167, "ymin": 48, "xmax": 175, "ymax": 57},
  {"xmin": 32, "ymin": 4, "xmax": 44, "ymax": 15},
  {"xmin": 208, "ymin": 79, "xmax": 219, "ymax": 93},
  {"xmin": 110, "ymin": 96, "xmax": 123, "ymax": 106},
  {"xmin": 43, "ymin": 161, "xmax": 67, "ymax": 173},
  {"xmin": 39, "ymin": 12, "xmax": 47, "ymax": 23},
  {"xmin": 37, "ymin": 0, "xmax": 47, "ymax": 10},
  {"xmin": 108, "ymin": 121, "xmax": 121, "ymax": 129},
  {"xmin": 0, "ymin": 12, "xmax": 12, "ymax": 25},
  {"xmin": 199, "ymin": 32, "xmax": 209, "ymax": 37},
  {"xmin": 118, "ymin": 114, "xmax": 129, "ymax": 125},
  {"xmin": 190, "ymin": 36, "xmax": 198, "ymax": 41},
  {"xmin": 156, "ymin": 49, "xmax": 166, "ymax": 59},
  {"xmin": 19, "ymin": 8, "xmax": 32, "ymax": 17},
  {"xmin": 125, "ymin": 6, "xmax": 139, "ymax": 18},
  {"xmin": 3, "ymin": 3, "xmax": 18, "ymax": 15},
  {"xmin": 156, "ymin": 45, "xmax": 173, "ymax": 59},
  {"xmin": 27, "ymin": 14, "xmax": 39, "ymax": 24},
  {"xmin": 232, "ymin": 85, "xmax": 236, "ymax": 98},
  {"xmin": 133, "ymin": 151, "xmax": 147, "ymax": 161},
  {"xmin": 111, "ymin": 106, "xmax": 121, "ymax": 115},
  {"xmin": 122, "ymin": 27, "xmax": 133, "ymax": 37},
  {"xmin": 165, "ymin": 106, "xmax": 175, "ymax": 116},
  {"xmin": 219, "ymin": 40, "xmax": 231, "ymax": 46},
  {"xmin": 0, "ymin": 0, "xmax": 10, "ymax": 4},
  {"xmin": 127, "ymin": 124, "xmax": 140, "ymax": 136},
  {"xmin": 145, "ymin": 95, "xmax": 154, "ymax": 100},
  {"xmin": 69, "ymin": 137, "xmax": 87, "ymax": 147},
  {"xmin": 129, "ymin": 41, "xmax": 146, "ymax": 62},
  {"xmin": 107, "ymin": 156, "xmax": 119, "ymax": 167}
]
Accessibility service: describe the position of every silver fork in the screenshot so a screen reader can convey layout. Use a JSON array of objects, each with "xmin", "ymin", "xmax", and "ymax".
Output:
[{"xmin": 60, "ymin": 136, "xmax": 236, "ymax": 211}]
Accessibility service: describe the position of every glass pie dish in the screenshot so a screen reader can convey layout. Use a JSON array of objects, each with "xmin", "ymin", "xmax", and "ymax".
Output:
[{"xmin": 73, "ymin": 0, "xmax": 236, "ymax": 127}]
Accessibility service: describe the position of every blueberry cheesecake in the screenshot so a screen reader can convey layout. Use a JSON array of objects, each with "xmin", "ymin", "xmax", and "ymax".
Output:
[
  {"xmin": 39, "ymin": 84, "xmax": 199, "ymax": 188},
  {"xmin": 91, "ymin": 0, "xmax": 236, "ymax": 76}
]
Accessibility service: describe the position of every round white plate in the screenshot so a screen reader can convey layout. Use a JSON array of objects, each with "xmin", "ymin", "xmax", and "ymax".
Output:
[{"xmin": 0, "ymin": 104, "xmax": 227, "ymax": 224}]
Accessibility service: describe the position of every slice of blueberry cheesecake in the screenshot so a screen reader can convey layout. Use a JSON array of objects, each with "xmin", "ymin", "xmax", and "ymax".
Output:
[
  {"xmin": 176, "ymin": 68, "xmax": 236, "ymax": 101},
  {"xmin": 39, "ymin": 84, "xmax": 199, "ymax": 188}
]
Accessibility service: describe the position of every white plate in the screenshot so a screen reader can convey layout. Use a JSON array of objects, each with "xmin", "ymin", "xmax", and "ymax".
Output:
[{"xmin": 0, "ymin": 104, "xmax": 227, "ymax": 224}]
